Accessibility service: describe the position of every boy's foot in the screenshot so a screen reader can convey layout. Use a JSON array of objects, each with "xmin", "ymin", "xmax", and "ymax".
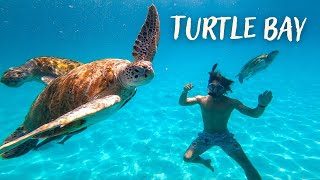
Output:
[{"xmin": 203, "ymin": 159, "xmax": 214, "ymax": 172}]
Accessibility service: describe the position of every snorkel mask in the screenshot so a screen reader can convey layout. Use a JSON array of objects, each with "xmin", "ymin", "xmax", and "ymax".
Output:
[
  {"xmin": 208, "ymin": 63, "xmax": 226, "ymax": 97},
  {"xmin": 208, "ymin": 82, "xmax": 225, "ymax": 97}
]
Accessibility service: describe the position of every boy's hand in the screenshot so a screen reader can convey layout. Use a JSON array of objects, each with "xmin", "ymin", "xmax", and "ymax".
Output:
[
  {"xmin": 183, "ymin": 83, "xmax": 194, "ymax": 92},
  {"xmin": 258, "ymin": 90, "xmax": 273, "ymax": 107}
]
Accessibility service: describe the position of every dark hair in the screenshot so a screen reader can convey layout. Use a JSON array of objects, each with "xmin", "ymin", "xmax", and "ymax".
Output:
[{"xmin": 209, "ymin": 71, "xmax": 234, "ymax": 93}]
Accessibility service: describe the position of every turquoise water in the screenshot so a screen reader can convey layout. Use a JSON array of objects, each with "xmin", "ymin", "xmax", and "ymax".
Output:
[{"xmin": 0, "ymin": 0, "xmax": 319, "ymax": 179}]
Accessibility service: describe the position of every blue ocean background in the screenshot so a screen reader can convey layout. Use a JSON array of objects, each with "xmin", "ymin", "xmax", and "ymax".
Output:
[{"xmin": 0, "ymin": 0, "xmax": 319, "ymax": 179}]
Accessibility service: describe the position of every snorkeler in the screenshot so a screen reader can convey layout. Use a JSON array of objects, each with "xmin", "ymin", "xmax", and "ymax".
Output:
[{"xmin": 179, "ymin": 64, "xmax": 273, "ymax": 180}]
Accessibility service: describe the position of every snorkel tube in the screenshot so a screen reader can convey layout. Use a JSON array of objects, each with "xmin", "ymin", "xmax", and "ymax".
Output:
[
  {"xmin": 208, "ymin": 63, "xmax": 218, "ymax": 85},
  {"xmin": 208, "ymin": 63, "xmax": 223, "ymax": 97}
]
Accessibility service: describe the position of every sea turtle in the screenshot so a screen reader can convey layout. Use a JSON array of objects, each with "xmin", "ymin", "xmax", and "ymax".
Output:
[
  {"xmin": 237, "ymin": 50, "xmax": 279, "ymax": 83},
  {"xmin": 0, "ymin": 4, "xmax": 160, "ymax": 159},
  {"xmin": 1, "ymin": 57, "xmax": 88, "ymax": 150}
]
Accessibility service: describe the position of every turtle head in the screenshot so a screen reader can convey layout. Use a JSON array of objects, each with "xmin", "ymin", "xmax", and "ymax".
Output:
[
  {"xmin": 120, "ymin": 61, "xmax": 154, "ymax": 87},
  {"xmin": 266, "ymin": 50, "xmax": 279, "ymax": 62},
  {"xmin": 1, "ymin": 67, "xmax": 32, "ymax": 87}
]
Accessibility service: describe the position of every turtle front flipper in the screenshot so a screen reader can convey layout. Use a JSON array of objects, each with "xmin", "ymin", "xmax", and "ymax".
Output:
[
  {"xmin": 1, "ymin": 57, "xmax": 83, "ymax": 87},
  {"xmin": 1, "ymin": 126, "xmax": 38, "ymax": 159},
  {"xmin": 0, "ymin": 95, "xmax": 121, "ymax": 157},
  {"xmin": 132, "ymin": 4, "xmax": 160, "ymax": 62}
]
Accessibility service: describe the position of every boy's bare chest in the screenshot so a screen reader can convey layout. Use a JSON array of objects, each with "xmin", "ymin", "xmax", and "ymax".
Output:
[{"xmin": 201, "ymin": 100, "xmax": 233, "ymax": 115}]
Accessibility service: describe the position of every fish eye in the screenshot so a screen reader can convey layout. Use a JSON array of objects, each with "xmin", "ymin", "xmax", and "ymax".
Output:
[
  {"xmin": 134, "ymin": 69, "xmax": 139, "ymax": 73},
  {"xmin": 134, "ymin": 75, "xmax": 138, "ymax": 78}
]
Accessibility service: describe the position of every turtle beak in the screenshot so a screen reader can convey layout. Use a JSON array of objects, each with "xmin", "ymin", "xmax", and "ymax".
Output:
[
  {"xmin": 141, "ymin": 61, "xmax": 154, "ymax": 79},
  {"xmin": 144, "ymin": 67, "xmax": 155, "ymax": 81}
]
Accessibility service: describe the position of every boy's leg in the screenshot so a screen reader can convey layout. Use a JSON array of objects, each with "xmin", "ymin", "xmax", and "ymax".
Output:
[
  {"xmin": 220, "ymin": 138, "xmax": 261, "ymax": 180},
  {"xmin": 183, "ymin": 137, "xmax": 214, "ymax": 172}
]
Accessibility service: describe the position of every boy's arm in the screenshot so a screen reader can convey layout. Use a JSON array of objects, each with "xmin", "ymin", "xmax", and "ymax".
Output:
[
  {"xmin": 233, "ymin": 90, "xmax": 273, "ymax": 118},
  {"xmin": 179, "ymin": 83, "xmax": 201, "ymax": 106},
  {"xmin": 233, "ymin": 100, "xmax": 265, "ymax": 118}
]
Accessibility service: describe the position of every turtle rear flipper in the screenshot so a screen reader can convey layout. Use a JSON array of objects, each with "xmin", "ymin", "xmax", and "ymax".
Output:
[
  {"xmin": 1, "ymin": 126, "xmax": 38, "ymax": 159},
  {"xmin": 58, "ymin": 127, "xmax": 87, "ymax": 145},
  {"xmin": 1, "ymin": 67, "xmax": 32, "ymax": 87},
  {"xmin": 41, "ymin": 76, "xmax": 56, "ymax": 85},
  {"xmin": 35, "ymin": 127, "xmax": 88, "ymax": 150},
  {"xmin": 1, "ymin": 57, "xmax": 83, "ymax": 87},
  {"xmin": 0, "ymin": 95, "xmax": 121, "ymax": 156},
  {"xmin": 34, "ymin": 136, "xmax": 62, "ymax": 150},
  {"xmin": 132, "ymin": 4, "xmax": 160, "ymax": 62}
]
